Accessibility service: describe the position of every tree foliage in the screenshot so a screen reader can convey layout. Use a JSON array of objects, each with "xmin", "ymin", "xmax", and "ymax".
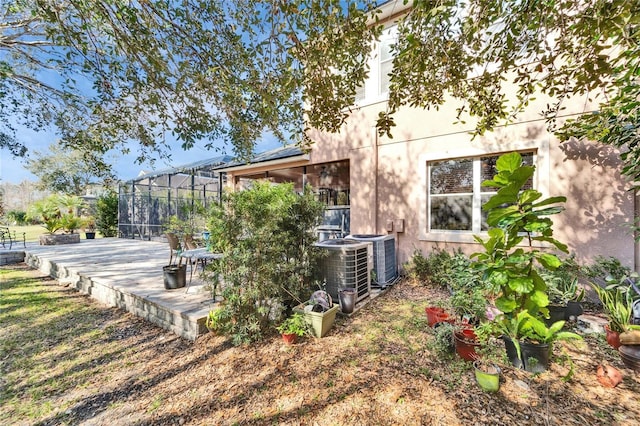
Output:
[
  {"xmin": 25, "ymin": 144, "xmax": 114, "ymax": 195},
  {"xmin": 1, "ymin": 0, "xmax": 377, "ymax": 163},
  {"xmin": 2, "ymin": 1, "xmax": 639, "ymax": 184}
]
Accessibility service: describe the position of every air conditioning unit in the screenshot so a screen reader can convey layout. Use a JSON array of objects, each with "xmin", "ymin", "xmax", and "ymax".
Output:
[
  {"xmin": 315, "ymin": 239, "xmax": 372, "ymax": 303},
  {"xmin": 345, "ymin": 234, "xmax": 397, "ymax": 287}
]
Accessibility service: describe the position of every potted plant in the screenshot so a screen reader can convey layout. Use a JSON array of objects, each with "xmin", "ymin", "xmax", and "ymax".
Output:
[
  {"xmin": 471, "ymin": 152, "xmax": 581, "ymax": 372},
  {"xmin": 471, "ymin": 327, "xmax": 505, "ymax": 391},
  {"xmin": 82, "ymin": 216, "xmax": 97, "ymax": 239},
  {"xmin": 276, "ymin": 313, "xmax": 309, "ymax": 344},
  {"xmin": 428, "ymin": 322, "xmax": 456, "ymax": 358},
  {"xmin": 293, "ymin": 290, "xmax": 339, "ymax": 338},
  {"xmin": 453, "ymin": 326, "xmax": 482, "ymax": 362},
  {"xmin": 540, "ymin": 258, "xmax": 585, "ymax": 323},
  {"xmin": 426, "ymin": 305, "xmax": 453, "ymax": 327},
  {"xmin": 592, "ymin": 283, "xmax": 635, "ymax": 349},
  {"xmin": 27, "ymin": 194, "xmax": 85, "ymax": 245}
]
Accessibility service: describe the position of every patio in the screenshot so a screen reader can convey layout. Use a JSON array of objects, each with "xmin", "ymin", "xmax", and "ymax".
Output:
[{"xmin": 20, "ymin": 238, "xmax": 215, "ymax": 340}]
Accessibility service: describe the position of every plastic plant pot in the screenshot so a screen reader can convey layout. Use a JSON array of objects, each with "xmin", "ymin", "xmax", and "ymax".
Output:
[
  {"xmin": 426, "ymin": 307, "xmax": 446, "ymax": 327},
  {"xmin": 473, "ymin": 361, "xmax": 501, "ymax": 392}
]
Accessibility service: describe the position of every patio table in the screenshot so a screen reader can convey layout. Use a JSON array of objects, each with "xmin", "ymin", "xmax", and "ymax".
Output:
[{"xmin": 180, "ymin": 248, "xmax": 223, "ymax": 289}]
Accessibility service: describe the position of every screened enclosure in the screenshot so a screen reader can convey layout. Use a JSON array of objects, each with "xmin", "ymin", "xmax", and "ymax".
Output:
[{"xmin": 118, "ymin": 155, "xmax": 232, "ymax": 240}]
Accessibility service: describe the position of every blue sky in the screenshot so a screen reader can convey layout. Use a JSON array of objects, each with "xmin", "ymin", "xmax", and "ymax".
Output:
[{"xmin": 0, "ymin": 124, "xmax": 283, "ymax": 184}]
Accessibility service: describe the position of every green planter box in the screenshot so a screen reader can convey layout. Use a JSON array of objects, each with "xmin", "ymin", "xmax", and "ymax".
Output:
[{"xmin": 294, "ymin": 304, "xmax": 339, "ymax": 338}]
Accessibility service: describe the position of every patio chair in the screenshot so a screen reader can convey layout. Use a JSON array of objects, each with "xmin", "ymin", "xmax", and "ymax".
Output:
[
  {"xmin": 166, "ymin": 233, "xmax": 181, "ymax": 265},
  {"xmin": 183, "ymin": 234, "xmax": 198, "ymax": 250}
]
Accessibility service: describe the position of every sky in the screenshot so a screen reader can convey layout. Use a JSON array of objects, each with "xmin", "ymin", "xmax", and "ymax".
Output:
[{"xmin": 0, "ymin": 124, "xmax": 283, "ymax": 184}]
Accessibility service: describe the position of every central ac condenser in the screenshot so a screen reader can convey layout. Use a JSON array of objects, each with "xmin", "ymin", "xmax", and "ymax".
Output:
[{"xmin": 315, "ymin": 239, "xmax": 372, "ymax": 303}]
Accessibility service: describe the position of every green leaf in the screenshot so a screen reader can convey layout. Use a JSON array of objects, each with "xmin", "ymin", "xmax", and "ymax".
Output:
[
  {"xmin": 523, "ymin": 217, "xmax": 552, "ymax": 232},
  {"xmin": 529, "ymin": 290, "xmax": 549, "ymax": 308},
  {"xmin": 531, "ymin": 196, "xmax": 567, "ymax": 208},
  {"xmin": 483, "ymin": 193, "xmax": 517, "ymax": 210},
  {"xmin": 486, "ymin": 205, "xmax": 520, "ymax": 226},
  {"xmin": 519, "ymin": 189, "xmax": 542, "ymax": 205},
  {"xmin": 496, "ymin": 152, "xmax": 522, "ymax": 172},
  {"xmin": 495, "ymin": 296, "xmax": 517, "ymax": 313},
  {"xmin": 537, "ymin": 253, "xmax": 561, "ymax": 269},
  {"xmin": 554, "ymin": 331, "xmax": 582, "ymax": 342},
  {"xmin": 508, "ymin": 277, "xmax": 534, "ymax": 293},
  {"xmin": 489, "ymin": 270, "xmax": 508, "ymax": 286},
  {"xmin": 525, "ymin": 315, "xmax": 549, "ymax": 340},
  {"xmin": 531, "ymin": 207, "xmax": 565, "ymax": 216},
  {"xmin": 547, "ymin": 319, "xmax": 565, "ymax": 336},
  {"xmin": 531, "ymin": 236, "xmax": 569, "ymax": 252}
]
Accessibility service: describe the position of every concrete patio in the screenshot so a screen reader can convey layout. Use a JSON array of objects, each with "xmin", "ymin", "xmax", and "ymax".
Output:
[{"xmin": 13, "ymin": 238, "xmax": 215, "ymax": 340}]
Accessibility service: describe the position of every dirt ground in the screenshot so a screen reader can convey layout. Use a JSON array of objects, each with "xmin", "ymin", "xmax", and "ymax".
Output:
[{"xmin": 1, "ymin": 264, "xmax": 639, "ymax": 425}]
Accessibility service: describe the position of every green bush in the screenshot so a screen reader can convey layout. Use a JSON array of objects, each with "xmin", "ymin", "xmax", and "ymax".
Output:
[
  {"xmin": 96, "ymin": 192, "xmax": 118, "ymax": 237},
  {"xmin": 406, "ymin": 248, "xmax": 452, "ymax": 288},
  {"xmin": 6, "ymin": 210, "xmax": 27, "ymax": 225},
  {"xmin": 582, "ymin": 256, "xmax": 631, "ymax": 283},
  {"xmin": 206, "ymin": 182, "xmax": 325, "ymax": 345},
  {"xmin": 26, "ymin": 194, "xmax": 85, "ymax": 234}
]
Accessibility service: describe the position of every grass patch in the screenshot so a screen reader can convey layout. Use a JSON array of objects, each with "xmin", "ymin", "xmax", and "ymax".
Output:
[
  {"xmin": 0, "ymin": 267, "xmax": 133, "ymax": 424},
  {"xmin": 4, "ymin": 225, "xmax": 105, "ymax": 242}
]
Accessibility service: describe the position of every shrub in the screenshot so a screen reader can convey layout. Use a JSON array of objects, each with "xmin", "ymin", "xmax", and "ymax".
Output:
[
  {"xmin": 582, "ymin": 256, "xmax": 631, "ymax": 284},
  {"xmin": 6, "ymin": 210, "xmax": 27, "ymax": 225},
  {"xmin": 96, "ymin": 192, "xmax": 118, "ymax": 237},
  {"xmin": 26, "ymin": 194, "xmax": 85, "ymax": 234},
  {"xmin": 406, "ymin": 248, "xmax": 452, "ymax": 288},
  {"xmin": 447, "ymin": 251, "xmax": 487, "ymax": 321},
  {"xmin": 206, "ymin": 182, "xmax": 325, "ymax": 345}
]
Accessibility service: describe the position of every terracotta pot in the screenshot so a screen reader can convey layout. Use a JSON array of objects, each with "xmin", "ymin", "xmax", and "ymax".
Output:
[
  {"xmin": 597, "ymin": 364, "xmax": 623, "ymax": 388},
  {"xmin": 281, "ymin": 333, "xmax": 297, "ymax": 345},
  {"xmin": 454, "ymin": 329, "xmax": 481, "ymax": 361},
  {"xmin": 605, "ymin": 325, "xmax": 622, "ymax": 349},
  {"xmin": 426, "ymin": 307, "xmax": 446, "ymax": 327}
]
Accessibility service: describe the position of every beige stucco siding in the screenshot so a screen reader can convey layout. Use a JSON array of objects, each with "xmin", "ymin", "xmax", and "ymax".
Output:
[{"xmin": 307, "ymin": 94, "xmax": 635, "ymax": 269}]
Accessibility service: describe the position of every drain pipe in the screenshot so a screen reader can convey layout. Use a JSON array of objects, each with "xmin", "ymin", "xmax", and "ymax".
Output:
[{"xmin": 372, "ymin": 126, "xmax": 379, "ymax": 233}]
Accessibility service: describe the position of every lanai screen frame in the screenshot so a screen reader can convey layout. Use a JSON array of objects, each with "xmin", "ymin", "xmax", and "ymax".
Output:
[{"xmin": 118, "ymin": 156, "xmax": 231, "ymax": 240}]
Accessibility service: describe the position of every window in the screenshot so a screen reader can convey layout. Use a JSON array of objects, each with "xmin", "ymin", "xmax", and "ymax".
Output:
[
  {"xmin": 379, "ymin": 34, "xmax": 394, "ymax": 95},
  {"xmin": 428, "ymin": 152, "xmax": 534, "ymax": 232},
  {"xmin": 354, "ymin": 83, "xmax": 366, "ymax": 103}
]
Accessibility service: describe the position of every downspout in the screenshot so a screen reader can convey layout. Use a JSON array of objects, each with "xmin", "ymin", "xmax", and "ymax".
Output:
[
  {"xmin": 302, "ymin": 166, "xmax": 307, "ymax": 190},
  {"xmin": 373, "ymin": 126, "xmax": 379, "ymax": 233}
]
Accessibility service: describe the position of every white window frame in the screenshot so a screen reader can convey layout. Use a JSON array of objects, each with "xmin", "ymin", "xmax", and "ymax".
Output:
[
  {"xmin": 378, "ymin": 27, "xmax": 396, "ymax": 97},
  {"xmin": 418, "ymin": 140, "xmax": 550, "ymax": 244},
  {"xmin": 353, "ymin": 25, "xmax": 397, "ymax": 107}
]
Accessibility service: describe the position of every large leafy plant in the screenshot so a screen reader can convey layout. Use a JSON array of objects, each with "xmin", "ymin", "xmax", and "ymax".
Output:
[
  {"xmin": 206, "ymin": 182, "xmax": 325, "ymax": 345},
  {"xmin": 27, "ymin": 194, "xmax": 86, "ymax": 234},
  {"xmin": 472, "ymin": 152, "xmax": 579, "ymax": 344}
]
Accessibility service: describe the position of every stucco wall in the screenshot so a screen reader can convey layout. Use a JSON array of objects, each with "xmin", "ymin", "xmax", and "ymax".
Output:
[{"xmin": 307, "ymin": 96, "xmax": 635, "ymax": 270}]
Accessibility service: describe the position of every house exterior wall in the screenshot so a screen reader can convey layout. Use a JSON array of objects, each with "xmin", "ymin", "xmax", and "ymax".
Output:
[{"xmin": 306, "ymin": 93, "xmax": 636, "ymax": 270}]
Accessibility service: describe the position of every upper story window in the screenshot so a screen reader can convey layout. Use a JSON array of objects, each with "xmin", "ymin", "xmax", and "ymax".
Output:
[
  {"xmin": 379, "ymin": 33, "xmax": 395, "ymax": 95},
  {"xmin": 353, "ymin": 25, "xmax": 397, "ymax": 105},
  {"xmin": 428, "ymin": 152, "xmax": 534, "ymax": 232}
]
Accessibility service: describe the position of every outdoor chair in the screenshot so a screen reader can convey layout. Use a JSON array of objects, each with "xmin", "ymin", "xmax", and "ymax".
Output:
[
  {"xmin": 0, "ymin": 226, "xmax": 26, "ymax": 249},
  {"xmin": 183, "ymin": 234, "xmax": 198, "ymax": 250},
  {"xmin": 166, "ymin": 233, "xmax": 181, "ymax": 265}
]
